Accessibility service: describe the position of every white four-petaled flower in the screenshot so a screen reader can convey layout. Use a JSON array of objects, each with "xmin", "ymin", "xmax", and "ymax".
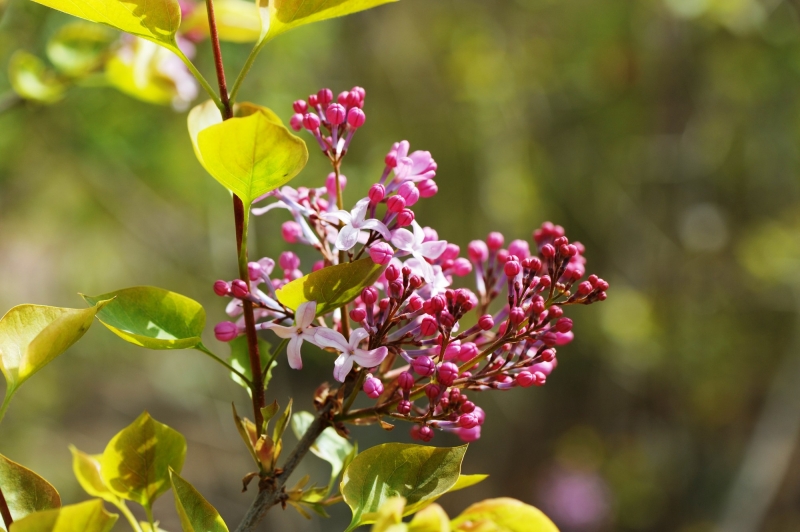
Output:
[
  {"xmin": 391, "ymin": 221, "xmax": 448, "ymax": 282},
  {"xmin": 314, "ymin": 327, "xmax": 388, "ymax": 382},
  {"xmin": 323, "ymin": 198, "xmax": 391, "ymax": 251},
  {"xmin": 261, "ymin": 301, "xmax": 318, "ymax": 370}
]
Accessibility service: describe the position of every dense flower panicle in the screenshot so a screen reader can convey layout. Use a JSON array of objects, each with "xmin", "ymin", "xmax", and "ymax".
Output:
[{"xmin": 212, "ymin": 85, "xmax": 609, "ymax": 443}]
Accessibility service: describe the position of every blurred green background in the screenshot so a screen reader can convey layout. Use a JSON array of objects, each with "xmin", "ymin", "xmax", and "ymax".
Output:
[{"xmin": 3, "ymin": 0, "xmax": 800, "ymax": 530}]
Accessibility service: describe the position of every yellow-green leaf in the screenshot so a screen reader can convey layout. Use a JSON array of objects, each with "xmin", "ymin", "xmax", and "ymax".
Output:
[
  {"xmin": 28, "ymin": 0, "xmax": 183, "ymax": 52},
  {"xmin": 183, "ymin": 0, "xmax": 261, "ymax": 42},
  {"xmin": 47, "ymin": 23, "xmax": 114, "ymax": 76},
  {"xmin": 341, "ymin": 443, "xmax": 467, "ymax": 531},
  {"xmin": 170, "ymin": 469, "xmax": 229, "ymax": 532},
  {"xmin": 69, "ymin": 446, "xmax": 120, "ymax": 506},
  {"xmin": 403, "ymin": 474, "xmax": 488, "ymax": 517},
  {"xmin": 100, "ymin": 411, "xmax": 187, "ymax": 511},
  {"xmin": 8, "ymin": 51, "xmax": 66, "ymax": 104},
  {"xmin": 450, "ymin": 498, "xmax": 559, "ymax": 532},
  {"xmin": 0, "ymin": 299, "xmax": 108, "ymax": 391},
  {"xmin": 370, "ymin": 496, "xmax": 406, "ymax": 532},
  {"xmin": 195, "ymin": 102, "xmax": 308, "ymax": 205},
  {"xmin": 408, "ymin": 504, "xmax": 450, "ymax": 532},
  {"xmin": 105, "ymin": 39, "xmax": 179, "ymax": 107},
  {"xmin": 82, "ymin": 286, "xmax": 205, "ymax": 350},
  {"xmin": 276, "ymin": 258, "xmax": 384, "ymax": 316},
  {"xmin": 0, "ymin": 454, "xmax": 60, "ymax": 530},
  {"xmin": 9, "ymin": 499, "xmax": 117, "ymax": 532}
]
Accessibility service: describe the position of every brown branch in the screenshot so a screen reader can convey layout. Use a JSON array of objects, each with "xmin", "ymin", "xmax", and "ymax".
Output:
[{"xmin": 204, "ymin": 0, "xmax": 232, "ymax": 118}]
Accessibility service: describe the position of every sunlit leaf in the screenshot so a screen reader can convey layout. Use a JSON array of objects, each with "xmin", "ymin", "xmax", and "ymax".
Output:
[
  {"xmin": 341, "ymin": 443, "xmax": 467, "ymax": 531},
  {"xmin": 100, "ymin": 411, "xmax": 187, "ymax": 511},
  {"xmin": 183, "ymin": 0, "xmax": 261, "ymax": 42},
  {"xmin": 0, "ymin": 300, "xmax": 108, "ymax": 391},
  {"xmin": 408, "ymin": 504, "xmax": 450, "ymax": 532},
  {"xmin": 28, "ymin": 0, "xmax": 183, "ymax": 53},
  {"xmin": 69, "ymin": 446, "xmax": 121, "ymax": 506},
  {"xmin": 9, "ymin": 500, "xmax": 117, "ymax": 532},
  {"xmin": 195, "ymin": 102, "xmax": 308, "ymax": 204},
  {"xmin": 370, "ymin": 496, "xmax": 406, "ymax": 532},
  {"xmin": 82, "ymin": 286, "xmax": 205, "ymax": 350},
  {"xmin": 105, "ymin": 39, "xmax": 178, "ymax": 106},
  {"xmin": 8, "ymin": 51, "xmax": 66, "ymax": 104},
  {"xmin": 170, "ymin": 469, "xmax": 229, "ymax": 532},
  {"xmin": 276, "ymin": 258, "xmax": 385, "ymax": 316},
  {"xmin": 140, "ymin": 523, "xmax": 170, "ymax": 532},
  {"xmin": 291, "ymin": 411, "xmax": 353, "ymax": 492},
  {"xmin": 47, "ymin": 23, "xmax": 114, "ymax": 76},
  {"xmin": 403, "ymin": 474, "xmax": 488, "ymax": 516},
  {"xmin": 0, "ymin": 454, "xmax": 60, "ymax": 529},
  {"xmin": 450, "ymin": 498, "xmax": 559, "ymax": 532}
]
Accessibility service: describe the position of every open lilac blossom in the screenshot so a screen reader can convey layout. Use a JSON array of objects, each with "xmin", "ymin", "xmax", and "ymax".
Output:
[
  {"xmin": 260, "ymin": 301, "xmax": 318, "ymax": 370},
  {"xmin": 323, "ymin": 197, "xmax": 391, "ymax": 251},
  {"xmin": 389, "ymin": 141, "xmax": 437, "ymax": 183},
  {"xmin": 391, "ymin": 221, "xmax": 447, "ymax": 282},
  {"xmin": 314, "ymin": 327, "xmax": 388, "ymax": 382}
]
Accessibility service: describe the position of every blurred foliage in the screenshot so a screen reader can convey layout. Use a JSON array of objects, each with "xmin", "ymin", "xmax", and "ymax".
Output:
[{"xmin": 2, "ymin": 0, "xmax": 800, "ymax": 531}]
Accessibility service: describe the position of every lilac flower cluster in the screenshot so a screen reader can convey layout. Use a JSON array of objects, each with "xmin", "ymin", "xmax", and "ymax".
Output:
[{"xmin": 213, "ymin": 87, "xmax": 608, "ymax": 442}]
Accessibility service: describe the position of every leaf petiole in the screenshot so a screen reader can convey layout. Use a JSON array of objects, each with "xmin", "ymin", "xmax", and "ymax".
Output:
[{"xmin": 195, "ymin": 343, "xmax": 252, "ymax": 386}]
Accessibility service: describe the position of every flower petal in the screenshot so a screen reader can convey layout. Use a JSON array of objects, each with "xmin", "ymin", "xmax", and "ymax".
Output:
[
  {"xmin": 391, "ymin": 228, "xmax": 417, "ymax": 251},
  {"xmin": 348, "ymin": 328, "xmax": 370, "ymax": 349},
  {"xmin": 412, "ymin": 221, "xmax": 425, "ymax": 246},
  {"xmin": 261, "ymin": 323, "xmax": 295, "ymax": 339},
  {"xmin": 321, "ymin": 209, "xmax": 352, "ymax": 225},
  {"xmin": 287, "ymin": 335, "xmax": 303, "ymax": 370},
  {"xmin": 420, "ymin": 240, "xmax": 448, "ymax": 260},
  {"xmin": 350, "ymin": 198, "xmax": 371, "ymax": 225},
  {"xmin": 352, "ymin": 346, "xmax": 389, "ymax": 369},
  {"xmin": 412, "ymin": 252, "xmax": 436, "ymax": 283},
  {"xmin": 296, "ymin": 301, "xmax": 318, "ymax": 328},
  {"xmin": 335, "ymin": 224, "xmax": 361, "ymax": 251},
  {"xmin": 333, "ymin": 354, "xmax": 354, "ymax": 382},
  {"xmin": 314, "ymin": 327, "xmax": 350, "ymax": 352},
  {"xmin": 359, "ymin": 218, "xmax": 392, "ymax": 240}
]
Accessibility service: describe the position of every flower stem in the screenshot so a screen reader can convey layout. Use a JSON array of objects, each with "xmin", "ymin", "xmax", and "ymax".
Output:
[
  {"xmin": 334, "ymin": 161, "xmax": 351, "ymax": 341},
  {"xmin": 204, "ymin": 0, "xmax": 232, "ymax": 118}
]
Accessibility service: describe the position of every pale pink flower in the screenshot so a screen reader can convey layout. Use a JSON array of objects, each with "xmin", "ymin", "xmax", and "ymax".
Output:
[{"xmin": 314, "ymin": 327, "xmax": 388, "ymax": 382}]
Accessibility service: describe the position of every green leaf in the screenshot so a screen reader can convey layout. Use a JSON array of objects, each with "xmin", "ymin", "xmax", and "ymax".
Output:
[
  {"xmin": 272, "ymin": 399, "xmax": 293, "ymax": 444},
  {"xmin": 69, "ymin": 446, "xmax": 121, "ymax": 506},
  {"xmin": 276, "ymin": 258, "xmax": 385, "ymax": 316},
  {"xmin": 82, "ymin": 286, "xmax": 205, "ymax": 350},
  {"xmin": 183, "ymin": 0, "xmax": 260, "ymax": 42},
  {"xmin": 100, "ymin": 411, "xmax": 187, "ymax": 511},
  {"xmin": 28, "ymin": 0, "xmax": 183, "ymax": 53},
  {"xmin": 341, "ymin": 443, "xmax": 467, "ymax": 531},
  {"xmin": 403, "ymin": 474, "xmax": 488, "ymax": 516},
  {"xmin": 0, "ymin": 454, "xmax": 60, "ymax": 529},
  {"xmin": 194, "ymin": 102, "xmax": 308, "ymax": 205},
  {"xmin": 370, "ymin": 496, "xmax": 406, "ymax": 532},
  {"xmin": 47, "ymin": 23, "xmax": 114, "ymax": 76},
  {"xmin": 408, "ymin": 504, "xmax": 450, "ymax": 532},
  {"xmin": 450, "ymin": 498, "xmax": 559, "ymax": 532},
  {"xmin": 140, "ymin": 523, "xmax": 170, "ymax": 532},
  {"xmin": 0, "ymin": 300, "xmax": 108, "ymax": 391},
  {"xmin": 170, "ymin": 469, "xmax": 229, "ymax": 532},
  {"xmin": 9, "ymin": 499, "xmax": 117, "ymax": 532},
  {"xmin": 291, "ymin": 411, "xmax": 353, "ymax": 493},
  {"xmin": 8, "ymin": 51, "xmax": 66, "ymax": 104},
  {"xmin": 259, "ymin": 0, "xmax": 398, "ymax": 44},
  {"xmin": 228, "ymin": 336, "xmax": 275, "ymax": 394}
]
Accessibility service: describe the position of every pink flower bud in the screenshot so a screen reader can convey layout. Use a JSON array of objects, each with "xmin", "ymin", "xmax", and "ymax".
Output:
[
  {"xmin": 504, "ymin": 260, "xmax": 521, "ymax": 277},
  {"xmin": 509, "ymin": 307, "xmax": 526, "ymax": 325},
  {"xmin": 451, "ymin": 258, "xmax": 472, "ymax": 276},
  {"xmin": 324, "ymin": 172, "xmax": 345, "ymax": 198},
  {"xmin": 248, "ymin": 262, "xmax": 263, "ymax": 281},
  {"xmin": 430, "ymin": 294, "xmax": 446, "ymax": 312},
  {"xmin": 548, "ymin": 305, "xmax": 563, "ymax": 319},
  {"xmin": 460, "ymin": 400, "xmax": 476, "ymax": 414},
  {"xmin": 411, "ymin": 356, "xmax": 435, "ymax": 376},
  {"xmin": 398, "ymin": 371, "xmax": 415, "ymax": 390},
  {"xmin": 444, "ymin": 342, "xmax": 461, "ymax": 361},
  {"xmin": 280, "ymin": 221, "xmax": 301, "ymax": 243},
  {"xmin": 439, "ymin": 311, "xmax": 455, "ymax": 328},
  {"xmin": 385, "ymin": 264, "xmax": 400, "ymax": 281},
  {"xmin": 541, "ymin": 244, "xmax": 556, "ymax": 258},
  {"xmin": 516, "ymin": 371, "xmax": 535, "ymax": 387},
  {"xmin": 408, "ymin": 275, "xmax": 423, "ymax": 289},
  {"xmin": 397, "ymin": 209, "xmax": 415, "ymax": 227},
  {"xmin": 397, "ymin": 400, "xmax": 412, "ymax": 415},
  {"xmin": 540, "ymin": 348, "xmax": 556, "ymax": 362},
  {"xmin": 368, "ymin": 243, "xmax": 394, "ymax": 265},
  {"xmin": 597, "ymin": 291, "xmax": 608, "ymax": 301},
  {"xmin": 425, "ymin": 383, "xmax": 441, "ymax": 401},
  {"xmin": 308, "ymin": 94, "xmax": 319, "ymax": 107},
  {"xmin": 437, "ymin": 362, "xmax": 459, "ymax": 386},
  {"xmin": 317, "ymin": 88, "xmax": 333, "ymax": 105},
  {"xmin": 508, "ymin": 239, "xmax": 530, "ymax": 259},
  {"xmin": 497, "ymin": 249, "xmax": 509, "ymax": 263},
  {"xmin": 349, "ymin": 308, "xmax": 366, "ymax": 322},
  {"xmin": 533, "ymin": 371, "xmax": 547, "ymax": 386},
  {"xmin": 337, "ymin": 90, "xmax": 349, "ymax": 105},
  {"xmin": 541, "ymin": 331, "xmax": 558, "ymax": 346},
  {"xmin": 487, "ymin": 232, "xmax": 504, "ymax": 251},
  {"xmin": 368, "ymin": 183, "xmax": 385, "ymax": 203},
  {"xmin": 347, "ymin": 107, "xmax": 366, "ymax": 128},
  {"xmin": 213, "ymin": 280, "xmax": 230, "ymax": 297},
  {"xmin": 455, "ymin": 426, "xmax": 481, "ymax": 442},
  {"xmin": 231, "ymin": 279, "xmax": 249, "ymax": 299},
  {"xmin": 478, "ymin": 314, "xmax": 494, "ymax": 330},
  {"xmin": 407, "ymin": 294, "xmax": 424, "ymax": 311},
  {"xmin": 312, "ymin": 260, "xmax": 324, "ymax": 272},
  {"xmin": 458, "ymin": 342, "xmax": 478, "ymax": 362},
  {"xmin": 440, "ymin": 244, "xmax": 460, "ymax": 261},
  {"xmin": 326, "ymin": 103, "xmax": 347, "ymax": 125},
  {"xmin": 468, "ymin": 240, "xmax": 489, "ymax": 262},
  {"xmin": 214, "ymin": 321, "xmax": 239, "ymax": 342},
  {"xmin": 293, "ymin": 100, "xmax": 308, "ymax": 113},
  {"xmin": 420, "ymin": 316, "xmax": 438, "ymax": 336},
  {"xmin": 459, "ymin": 413, "xmax": 479, "ymax": 429},
  {"xmin": 279, "ymin": 251, "xmax": 300, "ymax": 271},
  {"xmin": 418, "ymin": 179, "xmax": 438, "ymax": 198},
  {"xmin": 555, "ymin": 317, "xmax": 573, "ymax": 333},
  {"xmin": 397, "ymin": 182, "xmax": 420, "ymax": 207},
  {"xmin": 385, "ymin": 150, "xmax": 398, "ymax": 168},
  {"xmin": 387, "ymin": 195, "xmax": 406, "ymax": 213},
  {"xmin": 422, "ymin": 227, "xmax": 438, "ymax": 242},
  {"xmin": 523, "ymin": 256, "xmax": 542, "ymax": 271},
  {"xmin": 418, "ymin": 425, "xmax": 434, "ymax": 442},
  {"xmin": 289, "ymin": 113, "xmax": 303, "ymax": 131},
  {"xmin": 363, "ymin": 376, "xmax": 384, "ymax": 399},
  {"xmin": 362, "ymin": 286, "xmax": 378, "ymax": 305},
  {"xmin": 596, "ymin": 279, "xmax": 610, "ymax": 291},
  {"xmin": 302, "ymin": 113, "xmax": 320, "ymax": 130},
  {"xmin": 539, "ymin": 275, "xmax": 552, "ymax": 288}
]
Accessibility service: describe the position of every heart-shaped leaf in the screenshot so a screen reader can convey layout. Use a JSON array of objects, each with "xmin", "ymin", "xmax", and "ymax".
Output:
[
  {"xmin": 276, "ymin": 258, "xmax": 384, "ymax": 316},
  {"xmin": 450, "ymin": 498, "xmax": 559, "ymax": 532},
  {"xmin": 8, "ymin": 51, "xmax": 67, "ymax": 104},
  {"xmin": 0, "ymin": 454, "xmax": 60, "ymax": 530},
  {"xmin": 69, "ymin": 446, "xmax": 121, "ymax": 506},
  {"xmin": 47, "ymin": 22, "xmax": 114, "ymax": 76},
  {"xmin": 9, "ymin": 499, "xmax": 117, "ymax": 532},
  {"xmin": 82, "ymin": 286, "xmax": 205, "ymax": 350},
  {"xmin": 341, "ymin": 443, "xmax": 467, "ymax": 531},
  {"xmin": 194, "ymin": 102, "xmax": 308, "ymax": 205},
  {"xmin": 100, "ymin": 411, "xmax": 187, "ymax": 511},
  {"xmin": 170, "ymin": 469, "xmax": 229, "ymax": 532},
  {"xmin": 0, "ymin": 299, "xmax": 108, "ymax": 392},
  {"xmin": 28, "ymin": 0, "xmax": 183, "ymax": 53}
]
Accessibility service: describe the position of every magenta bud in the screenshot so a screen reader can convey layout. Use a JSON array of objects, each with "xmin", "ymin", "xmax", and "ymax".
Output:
[
  {"xmin": 444, "ymin": 342, "xmax": 461, "ymax": 361},
  {"xmin": 478, "ymin": 314, "xmax": 495, "ymax": 330},
  {"xmin": 440, "ymin": 244, "xmax": 460, "ymax": 261},
  {"xmin": 504, "ymin": 260, "xmax": 522, "ymax": 277},
  {"xmin": 368, "ymin": 243, "xmax": 394, "ymax": 266},
  {"xmin": 449, "ymin": 258, "xmax": 470, "ymax": 276},
  {"xmin": 487, "ymin": 231, "xmax": 504, "ymax": 251},
  {"xmin": 541, "ymin": 331, "xmax": 558, "ymax": 346},
  {"xmin": 397, "ymin": 400, "xmax": 412, "ymax": 415},
  {"xmin": 248, "ymin": 262, "xmax": 263, "ymax": 281},
  {"xmin": 279, "ymin": 251, "xmax": 301, "ymax": 271},
  {"xmin": 597, "ymin": 291, "xmax": 608, "ymax": 301},
  {"xmin": 548, "ymin": 306, "xmax": 563, "ymax": 319},
  {"xmin": 533, "ymin": 372, "xmax": 547, "ymax": 386},
  {"xmin": 349, "ymin": 308, "xmax": 367, "ymax": 322},
  {"xmin": 596, "ymin": 279, "xmax": 610, "ymax": 291},
  {"xmin": 539, "ymin": 275, "xmax": 552, "ymax": 288},
  {"xmin": 387, "ymin": 195, "xmax": 406, "ymax": 213},
  {"xmin": 368, "ymin": 183, "xmax": 386, "ymax": 203},
  {"xmin": 430, "ymin": 294, "xmax": 445, "ymax": 313},
  {"xmin": 523, "ymin": 256, "xmax": 542, "ymax": 271},
  {"xmin": 326, "ymin": 103, "xmax": 347, "ymax": 125},
  {"xmin": 555, "ymin": 317, "xmax": 573, "ymax": 333},
  {"xmin": 414, "ymin": 425, "xmax": 433, "ymax": 442},
  {"xmin": 385, "ymin": 150, "xmax": 398, "ymax": 168},
  {"xmin": 213, "ymin": 281, "xmax": 230, "ymax": 297},
  {"xmin": 362, "ymin": 286, "xmax": 379, "ymax": 305},
  {"xmin": 397, "ymin": 182, "xmax": 420, "ymax": 207},
  {"xmin": 385, "ymin": 264, "xmax": 401, "ymax": 281},
  {"xmin": 540, "ymin": 348, "xmax": 556, "ymax": 362},
  {"xmin": 312, "ymin": 260, "xmax": 324, "ymax": 272},
  {"xmin": 231, "ymin": 279, "xmax": 249, "ymax": 299},
  {"xmin": 347, "ymin": 107, "xmax": 366, "ymax": 128},
  {"xmin": 308, "ymin": 94, "xmax": 319, "ymax": 107},
  {"xmin": 317, "ymin": 88, "xmax": 333, "ymax": 105},
  {"xmin": 398, "ymin": 371, "xmax": 415, "ymax": 390},
  {"xmin": 460, "ymin": 401, "xmax": 476, "ymax": 414},
  {"xmin": 516, "ymin": 371, "xmax": 535, "ymax": 388},
  {"xmin": 437, "ymin": 362, "xmax": 459, "ymax": 386},
  {"xmin": 468, "ymin": 240, "xmax": 489, "ymax": 262},
  {"xmin": 293, "ymin": 100, "xmax": 308, "ymax": 113},
  {"xmin": 541, "ymin": 244, "xmax": 556, "ymax": 258},
  {"xmin": 425, "ymin": 383, "xmax": 441, "ymax": 401},
  {"xmin": 289, "ymin": 113, "xmax": 303, "ymax": 131},
  {"xmin": 397, "ymin": 209, "xmax": 415, "ymax": 227},
  {"xmin": 459, "ymin": 413, "xmax": 479, "ymax": 429},
  {"xmin": 411, "ymin": 356, "xmax": 435, "ymax": 376},
  {"xmin": 458, "ymin": 342, "xmax": 478, "ymax": 362},
  {"xmin": 281, "ymin": 221, "xmax": 302, "ymax": 243},
  {"xmin": 508, "ymin": 239, "xmax": 530, "ymax": 258},
  {"xmin": 337, "ymin": 90, "xmax": 349, "ymax": 105},
  {"xmin": 363, "ymin": 376, "xmax": 384, "ymax": 399},
  {"xmin": 418, "ymin": 179, "xmax": 438, "ymax": 198},
  {"xmin": 509, "ymin": 307, "xmax": 526, "ymax": 325},
  {"xmin": 325, "ymin": 172, "xmax": 347, "ymax": 198},
  {"xmin": 214, "ymin": 321, "xmax": 239, "ymax": 342},
  {"xmin": 302, "ymin": 113, "xmax": 320, "ymax": 130},
  {"xmin": 420, "ymin": 316, "xmax": 438, "ymax": 336},
  {"xmin": 407, "ymin": 295, "xmax": 424, "ymax": 311}
]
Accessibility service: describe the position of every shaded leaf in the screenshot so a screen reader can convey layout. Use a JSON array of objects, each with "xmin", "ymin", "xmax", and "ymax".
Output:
[
  {"xmin": 228, "ymin": 335, "xmax": 275, "ymax": 395},
  {"xmin": 0, "ymin": 300, "xmax": 108, "ymax": 391},
  {"xmin": 450, "ymin": 498, "xmax": 559, "ymax": 532},
  {"xmin": 0, "ymin": 454, "xmax": 60, "ymax": 529},
  {"xmin": 291, "ymin": 411, "xmax": 353, "ymax": 492},
  {"xmin": 8, "ymin": 51, "xmax": 66, "ymax": 103},
  {"xmin": 341, "ymin": 443, "xmax": 467, "ymax": 531},
  {"xmin": 9, "ymin": 500, "xmax": 117, "ymax": 532},
  {"xmin": 170, "ymin": 469, "xmax": 229, "ymax": 532},
  {"xmin": 47, "ymin": 23, "xmax": 114, "ymax": 76},
  {"xmin": 231, "ymin": 403, "xmax": 264, "ymax": 469},
  {"xmin": 276, "ymin": 258, "xmax": 385, "ymax": 316},
  {"xmin": 408, "ymin": 504, "xmax": 450, "ymax": 532},
  {"xmin": 403, "ymin": 474, "xmax": 488, "ymax": 516},
  {"xmin": 195, "ymin": 102, "xmax": 307, "ymax": 205},
  {"xmin": 69, "ymin": 446, "xmax": 120, "ymax": 506},
  {"xmin": 100, "ymin": 411, "xmax": 187, "ymax": 510},
  {"xmin": 82, "ymin": 286, "xmax": 205, "ymax": 350}
]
